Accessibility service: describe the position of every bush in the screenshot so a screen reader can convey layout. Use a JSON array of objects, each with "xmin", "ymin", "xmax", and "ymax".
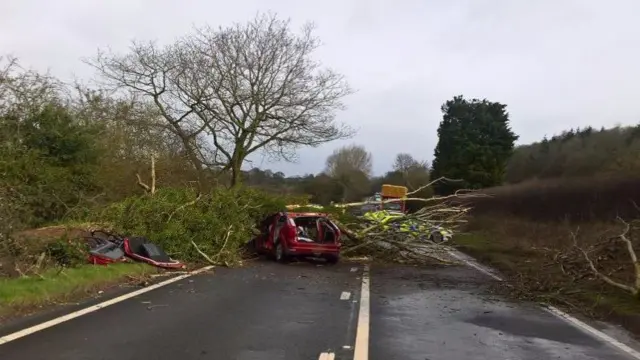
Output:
[
  {"xmin": 98, "ymin": 187, "xmax": 289, "ymax": 264},
  {"xmin": 467, "ymin": 175, "xmax": 640, "ymax": 222},
  {"xmin": 45, "ymin": 236, "xmax": 87, "ymax": 268}
]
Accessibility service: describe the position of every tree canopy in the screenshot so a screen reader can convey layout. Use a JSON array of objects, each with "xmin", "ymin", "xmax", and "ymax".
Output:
[
  {"xmin": 505, "ymin": 125, "xmax": 640, "ymax": 183},
  {"xmin": 431, "ymin": 95, "xmax": 518, "ymax": 194}
]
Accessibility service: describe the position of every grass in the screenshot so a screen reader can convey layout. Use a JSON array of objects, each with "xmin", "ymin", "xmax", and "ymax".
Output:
[
  {"xmin": 453, "ymin": 216, "xmax": 640, "ymax": 336},
  {"xmin": 0, "ymin": 263, "xmax": 156, "ymax": 317},
  {"xmin": 454, "ymin": 232, "xmax": 539, "ymax": 272}
]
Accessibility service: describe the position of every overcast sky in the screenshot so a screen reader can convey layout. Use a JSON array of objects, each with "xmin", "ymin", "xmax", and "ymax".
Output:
[{"xmin": 1, "ymin": 0, "xmax": 639, "ymax": 176}]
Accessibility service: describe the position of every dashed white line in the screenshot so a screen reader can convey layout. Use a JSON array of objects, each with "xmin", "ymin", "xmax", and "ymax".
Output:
[
  {"xmin": 350, "ymin": 267, "xmax": 358, "ymax": 272},
  {"xmin": 354, "ymin": 264, "xmax": 370, "ymax": 360},
  {"xmin": 449, "ymin": 247, "xmax": 640, "ymax": 359},
  {"xmin": 0, "ymin": 265, "xmax": 215, "ymax": 346},
  {"xmin": 340, "ymin": 291, "xmax": 351, "ymax": 300},
  {"xmin": 318, "ymin": 351, "xmax": 335, "ymax": 360}
]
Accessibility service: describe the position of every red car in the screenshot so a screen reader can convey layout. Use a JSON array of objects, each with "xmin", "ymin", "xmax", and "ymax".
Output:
[{"xmin": 252, "ymin": 212, "xmax": 341, "ymax": 264}]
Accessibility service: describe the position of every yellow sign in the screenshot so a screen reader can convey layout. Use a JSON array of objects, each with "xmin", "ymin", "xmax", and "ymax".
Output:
[{"xmin": 381, "ymin": 184, "xmax": 408, "ymax": 198}]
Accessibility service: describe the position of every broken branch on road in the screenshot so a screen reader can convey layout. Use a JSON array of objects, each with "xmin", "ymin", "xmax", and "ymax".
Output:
[{"xmin": 327, "ymin": 178, "xmax": 487, "ymax": 265}]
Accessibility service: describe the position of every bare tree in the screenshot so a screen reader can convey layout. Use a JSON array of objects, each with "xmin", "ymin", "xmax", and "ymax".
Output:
[
  {"xmin": 393, "ymin": 153, "xmax": 427, "ymax": 173},
  {"xmin": 326, "ymin": 144, "xmax": 373, "ymax": 178},
  {"xmin": 87, "ymin": 13, "xmax": 355, "ymax": 186},
  {"xmin": 392, "ymin": 153, "xmax": 430, "ymax": 190},
  {"xmin": 325, "ymin": 144, "xmax": 372, "ymax": 201}
]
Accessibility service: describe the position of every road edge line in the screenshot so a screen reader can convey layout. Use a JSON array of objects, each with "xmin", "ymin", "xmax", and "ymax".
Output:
[
  {"xmin": 447, "ymin": 247, "xmax": 640, "ymax": 360},
  {"xmin": 0, "ymin": 265, "xmax": 215, "ymax": 346},
  {"xmin": 353, "ymin": 264, "xmax": 370, "ymax": 360},
  {"xmin": 544, "ymin": 305, "xmax": 640, "ymax": 359},
  {"xmin": 447, "ymin": 250, "xmax": 503, "ymax": 281}
]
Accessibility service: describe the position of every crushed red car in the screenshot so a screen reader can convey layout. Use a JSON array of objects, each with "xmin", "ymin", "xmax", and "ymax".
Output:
[
  {"xmin": 85, "ymin": 230, "xmax": 186, "ymax": 269},
  {"xmin": 251, "ymin": 212, "xmax": 341, "ymax": 264}
]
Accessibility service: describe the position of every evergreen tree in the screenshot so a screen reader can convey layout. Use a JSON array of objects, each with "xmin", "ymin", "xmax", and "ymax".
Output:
[{"xmin": 431, "ymin": 95, "xmax": 519, "ymax": 194}]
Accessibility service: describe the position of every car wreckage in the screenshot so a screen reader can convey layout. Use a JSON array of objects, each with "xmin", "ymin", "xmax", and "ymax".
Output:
[
  {"xmin": 251, "ymin": 212, "xmax": 342, "ymax": 264},
  {"xmin": 86, "ymin": 231, "xmax": 186, "ymax": 269}
]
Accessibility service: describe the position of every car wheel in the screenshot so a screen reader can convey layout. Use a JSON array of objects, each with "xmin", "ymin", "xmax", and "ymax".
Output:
[
  {"xmin": 275, "ymin": 242, "xmax": 289, "ymax": 263},
  {"xmin": 325, "ymin": 254, "xmax": 339, "ymax": 264}
]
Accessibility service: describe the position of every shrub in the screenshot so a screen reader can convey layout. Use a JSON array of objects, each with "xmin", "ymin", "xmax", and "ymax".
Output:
[
  {"xmin": 45, "ymin": 235, "xmax": 87, "ymax": 268},
  {"xmin": 98, "ymin": 187, "xmax": 288, "ymax": 264},
  {"xmin": 467, "ymin": 175, "xmax": 640, "ymax": 222}
]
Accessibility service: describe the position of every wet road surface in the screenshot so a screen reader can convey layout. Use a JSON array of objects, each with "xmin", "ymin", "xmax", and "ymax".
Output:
[
  {"xmin": 370, "ymin": 264, "xmax": 637, "ymax": 360},
  {"xmin": 0, "ymin": 258, "xmax": 639, "ymax": 359}
]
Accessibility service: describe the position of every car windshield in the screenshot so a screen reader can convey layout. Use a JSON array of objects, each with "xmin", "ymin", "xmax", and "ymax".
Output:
[{"xmin": 383, "ymin": 202, "xmax": 401, "ymax": 211}]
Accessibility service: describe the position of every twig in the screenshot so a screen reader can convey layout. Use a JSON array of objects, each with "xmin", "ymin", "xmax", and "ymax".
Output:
[
  {"xmin": 136, "ymin": 173, "xmax": 150, "ymax": 193},
  {"xmin": 150, "ymin": 155, "xmax": 156, "ymax": 195},
  {"xmin": 191, "ymin": 240, "xmax": 216, "ymax": 265},
  {"xmin": 571, "ymin": 227, "xmax": 638, "ymax": 295},
  {"xmin": 167, "ymin": 192, "xmax": 202, "ymax": 223},
  {"xmin": 136, "ymin": 155, "xmax": 157, "ymax": 195},
  {"xmin": 214, "ymin": 226, "xmax": 233, "ymax": 260},
  {"xmin": 406, "ymin": 176, "xmax": 462, "ymax": 196}
]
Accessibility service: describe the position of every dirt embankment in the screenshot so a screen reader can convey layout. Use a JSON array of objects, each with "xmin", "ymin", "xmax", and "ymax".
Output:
[{"xmin": 455, "ymin": 175, "xmax": 640, "ymax": 337}]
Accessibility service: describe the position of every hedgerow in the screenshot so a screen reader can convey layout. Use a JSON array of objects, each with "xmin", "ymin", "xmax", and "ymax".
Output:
[{"xmin": 98, "ymin": 187, "xmax": 293, "ymax": 265}]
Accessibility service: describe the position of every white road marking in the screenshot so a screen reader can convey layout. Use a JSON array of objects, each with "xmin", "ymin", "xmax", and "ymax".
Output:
[
  {"xmin": 447, "ymin": 250, "xmax": 503, "ymax": 281},
  {"xmin": 354, "ymin": 264, "xmax": 370, "ymax": 360},
  {"xmin": 0, "ymin": 265, "xmax": 215, "ymax": 346},
  {"xmin": 340, "ymin": 291, "xmax": 351, "ymax": 300},
  {"xmin": 450, "ymin": 247, "xmax": 640, "ymax": 359},
  {"xmin": 318, "ymin": 351, "xmax": 335, "ymax": 360},
  {"xmin": 544, "ymin": 306, "xmax": 640, "ymax": 359},
  {"xmin": 350, "ymin": 267, "xmax": 358, "ymax": 272}
]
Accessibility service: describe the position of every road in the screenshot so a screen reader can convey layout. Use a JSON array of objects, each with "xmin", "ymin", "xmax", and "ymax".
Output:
[{"xmin": 0, "ymin": 258, "xmax": 639, "ymax": 360}]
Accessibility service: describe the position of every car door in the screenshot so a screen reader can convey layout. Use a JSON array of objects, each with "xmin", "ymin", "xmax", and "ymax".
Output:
[
  {"xmin": 317, "ymin": 218, "xmax": 337, "ymax": 244},
  {"xmin": 256, "ymin": 214, "xmax": 275, "ymax": 251},
  {"xmin": 270, "ymin": 213, "xmax": 287, "ymax": 248},
  {"xmin": 328, "ymin": 219, "xmax": 342, "ymax": 246}
]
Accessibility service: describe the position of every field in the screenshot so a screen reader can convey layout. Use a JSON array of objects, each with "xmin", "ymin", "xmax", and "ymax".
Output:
[{"xmin": 455, "ymin": 175, "xmax": 640, "ymax": 335}]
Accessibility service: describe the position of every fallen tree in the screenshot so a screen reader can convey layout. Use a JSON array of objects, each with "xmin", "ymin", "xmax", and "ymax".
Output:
[
  {"xmin": 312, "ymin": 178, "xmax": 486, "ymax": 265},
  {"xmin": 571, "ymin": 216, "xmax": 640, "ymax": 297}
]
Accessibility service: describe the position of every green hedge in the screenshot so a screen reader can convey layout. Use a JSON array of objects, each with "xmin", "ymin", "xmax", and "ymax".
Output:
[{"xmin": 98, "ymin": 187, "xmax": 290, "ymax": 264}]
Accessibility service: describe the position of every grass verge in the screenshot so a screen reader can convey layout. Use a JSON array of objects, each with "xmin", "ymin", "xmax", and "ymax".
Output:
[
  {"xmin": 453, "ymin": 216, "xmax": 640, "ymax": 337},
  {"xmin": 0, "ymin": 263, "xmax": 157, "ymax": 318}
]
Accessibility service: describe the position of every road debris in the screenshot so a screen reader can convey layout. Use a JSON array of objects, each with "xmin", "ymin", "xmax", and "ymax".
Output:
[{"xmin": 327, "ymin": 178, "xmax": 485, "ymax": 264}]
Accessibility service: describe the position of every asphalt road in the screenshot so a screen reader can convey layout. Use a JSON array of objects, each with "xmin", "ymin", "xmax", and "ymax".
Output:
[{"xmin": 0, "ymin": 258, "xmax": 639, "ymax": 360}]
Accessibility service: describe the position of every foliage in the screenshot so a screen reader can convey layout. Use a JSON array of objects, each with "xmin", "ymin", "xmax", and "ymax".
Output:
[
  {"xmin": 98, "ymin": 187, "xmax": 289, "ymax": 264},
  {"xmin": 431, "ymin": 95, "xmax": 519, "ymax": 194},
  {"xmin": 44, "ymin": 236, "xmax": 87, "ymax": 268},
  {"xmin": 0, "ymin": 59, "xmax": 103, "ymax": 228},
  {"xmin": 505, "ymin": 124, "xmax": 640, "ymax": 183}
]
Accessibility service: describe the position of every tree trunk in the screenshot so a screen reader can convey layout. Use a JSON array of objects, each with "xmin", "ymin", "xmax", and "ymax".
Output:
[
  {"xmin": 230, "ymin": 166, "xmax": 240, "ymax": 187},
  {"xmin": 229, "ymin": 149, "xmax": 245, "ymax": 187},
  {"xmin": 230, "ymin": 156, "xmax": 244, "ymax": 187}
]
